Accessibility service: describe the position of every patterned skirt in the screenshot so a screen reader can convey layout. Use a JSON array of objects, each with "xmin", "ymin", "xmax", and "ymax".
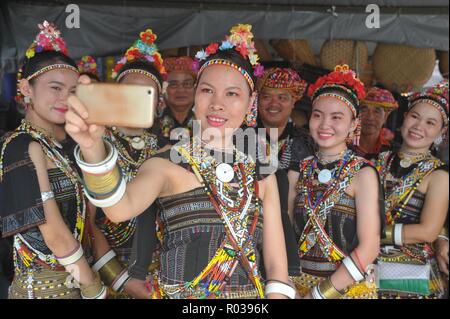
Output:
[{"xmin": 9, "ymin": 269, "xmax": 81, "ymax": 299}]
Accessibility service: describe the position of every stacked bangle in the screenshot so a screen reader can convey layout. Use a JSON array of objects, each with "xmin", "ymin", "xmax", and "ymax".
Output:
[
  {"xmin": 92, "ymin": 250, "xmax": 130, "ymax": 292},
  {"xmin": 75, "ymin": 141, "xmax": 126, "ymax": 208},
  {"xmin": 264, "ymin": 280, "xmax": 296, "ymax": 299},
  {"xmin": 56, "ymin": 243, "xmax": 84, "ymax": 266},
  {"xmin": 312, "ymin": 277, "xmax": 343, "ymax": 299},
  {"xmin": 80, "ymin": 272, "xmax": 107, "ymax": 299},
  {"xmin": 437, "ymin": 227, "xmax": 449, "ymax": 241},
  {"xmin": 342, "ymin": 255, "xmax": 364, "ymax": 282}
]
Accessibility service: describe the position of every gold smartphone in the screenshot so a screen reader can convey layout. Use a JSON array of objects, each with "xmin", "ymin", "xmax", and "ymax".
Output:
[{"xmin": 76, "ymin": 83, "xmax": 156, "ymax": 128}]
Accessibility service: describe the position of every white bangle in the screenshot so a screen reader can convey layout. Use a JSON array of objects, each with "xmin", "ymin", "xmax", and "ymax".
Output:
[
  {"xmin": 342, "ymin": 256, "xmax": 364, "ymax": 282},
  {"xmin": 81, "ymin": 284, "xmax": 108, "ymax": 299},
  {"xmin": 92, "ymin": 250, "xmax": 116, "ymax": 272},
  {"xmin": 438, "ymin": 235, "xmax": 449, "ymax": 242},
  {"xmin": 112, "ymin": 270, "xmax": 130, "ymax": 292},
  {"xmin": 56, "ymin": 244, "xmax": 84, "ymax": 266},
  {"xmin": 264, "ymin": 282, "xmax": 296, "ymax": 299},
  {"xmin": 41, "ymin": 191, "xmax": 54, "ymax": 203},
  {"xmin": 394, "ymin": 223, "xmax": 403, "ymax": 246},
  {"xmin": 74, "ymin": 140, "xmax": 118, "ymax": 175},
  {"xmin": 84, "ymin": 177, "xmax": 126, "ymax": 208},
  {"xmin": 311, "ymin": 285, "xmax": 324, "ymax": 299}
]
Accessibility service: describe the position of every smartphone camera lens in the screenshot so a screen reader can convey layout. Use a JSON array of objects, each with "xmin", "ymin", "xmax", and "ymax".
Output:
[{"xmin": 148, "ymin": 90, "xmax": 152, "ymax": 95}]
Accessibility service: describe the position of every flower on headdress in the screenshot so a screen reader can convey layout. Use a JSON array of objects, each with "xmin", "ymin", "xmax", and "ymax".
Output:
[
  {"xmin": 140, "ymin": 29, "xmax": 157, "ymax": 45},
  {"xmin": 235, "ymin": 42, "xmax": 249, "ymax": 59},
  {"xmin": 254, "ymin": 64, "xmax": 264, "ymax": 77},
  {"xmin": 195, "ymin": 49, "xmax": 208, "ymax": 61},
  {"xmin": 229, "ymin": 24, "xmax": 253, "ymax": 44},
  {"xmin": 26, "ymin": 47, "xmax": 36, "ymax": 59},
  {"xmin": 205, "ymin": 43, "xmax": 219, "ymax": 56},
  {"xmin": 248, "ymin": 52, "xmax": 259, "ymax": 66},
  {"xmin": 219, "ymin": 40, "xmax": 234, "ymax": 51}
]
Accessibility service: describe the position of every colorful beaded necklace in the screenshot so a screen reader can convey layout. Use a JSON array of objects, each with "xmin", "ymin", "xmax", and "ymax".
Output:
[
  {"xmin": 0, "ymin": 120, "xmax": 87, "ymax": 269},
  {"xmin": 172, "ymin": 139, "xmax": 264, "ymax": 298},
  {"xmin": 377, "ymin": 151, "xmax": 444, "ymax": 225},
  {"xmin": 297, "ymin": 150, "xmax": 369, "ymax": 262}
]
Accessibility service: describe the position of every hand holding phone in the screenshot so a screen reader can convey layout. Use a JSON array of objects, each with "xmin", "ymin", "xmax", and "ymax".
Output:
[{"xmin": 76, "ymin": 83, "xmax": 157, "ymax": 128}]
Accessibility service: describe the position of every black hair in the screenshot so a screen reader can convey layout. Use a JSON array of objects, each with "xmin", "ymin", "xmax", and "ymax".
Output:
[
  {"xmin": 117, "ymin": 60, "xmax": 163, "ymax": 88},
  {"xmin": 198, "ymin": 48, "xmax": 256, "ymax": 94},
  {"xmin": 21, "ymin": 51, "xmax": 77, "ymax": 85}
]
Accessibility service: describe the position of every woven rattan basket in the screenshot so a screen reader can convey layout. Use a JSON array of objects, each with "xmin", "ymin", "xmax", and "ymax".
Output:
[
  {"xmin": 320, "ymin": 40, "xmax": 368, "ymax": 73},
  {"xmin": 438, "ymin": 50, "xmax": 449, "ymax": 77},
  {"xmin": 270, "ymin": 39, "xmax": 317, "ymax": 66},
  {"xmin": 373, "ymin": 43, "xmax": 436, "ymax": 93}
]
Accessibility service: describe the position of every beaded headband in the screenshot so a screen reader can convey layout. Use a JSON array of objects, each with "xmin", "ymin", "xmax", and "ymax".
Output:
[
  {"xmin": 195, "ymin": 23, "xmax": 264, "ymax": 92},
  {"xmin": 112, "ymin": 29, "xmax": 166, "ymax": 81},
  {"xmin": 198, "ymin": 59, "xmax": 255, "ymax": 91},
  {"xmin": 409, "ymin": 79, "xmax": 449, "ymax": 126},
  {"xmin": 313, "ymin": 93, "xmax": 357, "ymax": 118},
  {"xmin": 26, "ymin": 64, "xmax": 78, "ymax": 81},
  {"xmin": 116, "ymin": 69, "xmax": 162, "ymax": 92},
  {"xmin": 258, "ymin": 67, "xmax": 307, "ymax": 101}
]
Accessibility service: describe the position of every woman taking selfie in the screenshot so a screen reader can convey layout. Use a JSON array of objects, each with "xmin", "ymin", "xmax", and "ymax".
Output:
[
  {"xmin": 65, "ymin": 24, "xmax": 292, "ymax": 299},
  {"xmin": 0, "ymin": 21, "xmax": 105, "ymax": 299}
]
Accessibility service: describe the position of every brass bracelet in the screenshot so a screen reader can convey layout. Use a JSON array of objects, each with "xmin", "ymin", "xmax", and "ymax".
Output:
[
  {"xmin": 80, "ymin": 271, "xmax": 104, "ymax": 298},
  {"xmin": 318, "ymin": 277, "xmax": 343, "ymax": 299},
  {"xmin": 381, "ymin": 224, "xmax": 394, "ymax": 245},
  {"xmin": 84, "ymin": 165, "xmax": 121, "ymax": 195},
  {"xmin": 439, "ymin": 227, "xmax": 449, "ymax": 238},
  {"xmin": 98, "ymin": 256, "xmax": 126, "ymax": 287}
]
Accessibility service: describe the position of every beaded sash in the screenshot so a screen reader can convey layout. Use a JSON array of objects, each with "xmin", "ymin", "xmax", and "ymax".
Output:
[
  {"xmin": 376, "ymin": 151, "xmax": 445, "ymax": 225},
  {"xmin": 171, "ymin": 140, "xmax": 264, "ymax": 298},
  {"xmin": 297, "ymin": 152, "xmax": 370, "ymax": 262}
]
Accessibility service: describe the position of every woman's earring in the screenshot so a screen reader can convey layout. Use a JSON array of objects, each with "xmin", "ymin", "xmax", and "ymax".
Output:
[{"xmin": 433, "ymin": 135, "xmax": 443, "ymax": 149}]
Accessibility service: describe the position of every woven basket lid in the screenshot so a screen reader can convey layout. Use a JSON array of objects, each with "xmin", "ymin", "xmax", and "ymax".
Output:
[
  {"xmin": 270, "ymin": 39, "xmax": 317, "ymax": 66},
  {"xmin": 320, "ymin": 40, "xmax": 368, "ymax": 73},
  {"xmin": 438, "ymin": 50, "xmax": 449, "ymax": 77},
  {"xmin": 373, "ymin": 43, "xmax": 436, "ymax": 93}
]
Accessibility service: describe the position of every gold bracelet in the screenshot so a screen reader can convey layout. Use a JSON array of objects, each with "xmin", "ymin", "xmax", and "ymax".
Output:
[
  {"xmin": 80, "ymin": 271, "xmax": 104, "ymax": 298},
  {"xmin": 381, "ymin": 224, "xmax": 394, "ymax": 245},
  {"xmin": 98, "ymin": 256, "xmax": 126, "ymax": 287},
  {"xmin": 318, "ymin": 277, "xmax": 343, "ymax": 299},
  {"xmin": 84, "ymin": 165, "xmax": 121, "ymax": 195}
]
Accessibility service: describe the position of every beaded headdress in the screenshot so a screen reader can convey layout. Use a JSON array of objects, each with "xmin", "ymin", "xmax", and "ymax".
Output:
[
  {"xmin": 163, "ymin": 56, "xmax": 198, "ymax": 78},
  {"xmin": 195, "ymin": 24, "xmax": 263, "ymax": 127},
  {"xmin": 409, "ymin": 79, "xmax": 449, "ymax": 126},
  {"xmin": 362, "ymin": 87, "xmax": 398, "ymax": 110},
  {"xmin": 112, "ymin": 29, "xmax": 166, "ymax": 90},
  {"xmin": 308, "ymin": 64, "xmax": 366, "ymax": 145},
  {"xmin": 16, "ymin": 21, "xmax": 78, "ymax": 106},
  {"xmin": 258, "ymin": 67, "xmax": 307, "ymax": 101},
  {"xmin": 77, "ymin": 55, "xmax": 99, "ymax": 77}
]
